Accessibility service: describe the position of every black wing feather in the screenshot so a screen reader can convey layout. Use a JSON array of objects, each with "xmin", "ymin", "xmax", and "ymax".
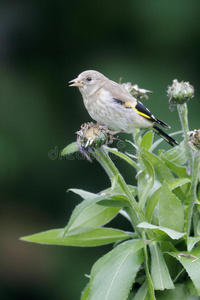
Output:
[
  {"xmin": 136, "ymin": 100, "xmax": 170, "ymax": 129},
  {"xmin": 113, "ymin": 98, "xmax": 170, "ymax": 129},
  {"xmin": 153, "ymin": 125, "xmax": 178, "ymax": 146}
]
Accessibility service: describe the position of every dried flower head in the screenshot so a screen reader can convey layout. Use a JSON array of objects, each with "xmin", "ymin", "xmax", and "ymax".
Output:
[
  {"xmin": 188, "ymin": 129, "xmax": 200, "ymax": 151},
  {"xmin": 120, "ymin": 79, "xmax": 152, "ymax": 100},
  {"xmin": 76, "ymin": 122, "xmax": 114, "ymax": 161},
  {"xmin": 167, "ymin": 79, "xmax": 194, "ymax": 110}
]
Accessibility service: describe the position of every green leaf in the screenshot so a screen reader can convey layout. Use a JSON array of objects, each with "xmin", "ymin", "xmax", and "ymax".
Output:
[
  {"xmin": 167, "ymin": 248, "xmax": 200, "ymax": 295},
  {"xmin": 94, "ymin": 148, "xmax": 115, "ymax": 182},
  {"xmin": 133, "ymin": 280, "xmax": 149, "ymax": 300},
  {"xmin": 187, "ymin": 237, "xmax": 200, "ymax": 252},
  {"xmin": 161, "ymin": 141, "xmax": 187, "ymax": 166},
  {"xmin": 160, "ymin": 152, "xmax": 188, "ymax": 177},
  {"xmin": 111, "ymin": 174, "xmax": 119, "ymax": 190},
  {"xmin": 69, "ymin": 185, "xmax": 137, "ymax": 208},
  {"xmin": 139, "ymin": 151, "xmax": 155, "ymax": 209},
  {"xmin": 156, "ymin": 283, "xmax": 198, "ymax": 300},
  {"xmin": 145, "ymin": 178, "xmax": 191, "ymax": 222},
  {"xmin": 141, "ymin": 131, "xmax": 154, "ymax": 150},
  {"xmin": 149, "ymin": 242, "xmax": 174, "ymax": 290},
  {"xmin": 158, "ymin": 182, "xmax": 184, "ymax": 232},
  {"xmin": 137, "ymin": 222, "xmax": 186, "ymax": 240},
  {"xmin": 104, "ymin": 145, "xmax": 138, "ymax": 170},
  {"xmin": 81, "ymin": 283, "xmax": 90, "ymax": 300},
  {"xmin": 140, "ymin": 148, "xmax": 174, "ymax": 183},
  {"xmin": 21, "ymin": 228, "xmax": 130, "ymax": 247},
  {"xmin": 88, "ymin": 240, "xmax": 144, "ymax": 300},
  {"xmin": 69, "ymin": 188, "xmax": 95, "ymax": 199},
  {"xmin": 143, "ymin": 242, "xmax": 156, "ymax": 300},
  {"xmin": 95, "ymin": 147, "xmax": 141, "ymax": 236},
  {"xmin": 61, "ymin": 142, "xmax": 78, "ymax": 156},
  {"xmin": 186, "ymin": 279, "xmax": 199, "ymax": 297},
  {"xmin": 119, "ymin": 209, "xmax": 132, "ymax": 223},
  {"xmin": 102, "ymin": 185, "xmax": 137, "ymax": 197},
  {"xmin": 68, "ymin": 186, "xmax": 132, "ymax": 207},
  {"xmin": 98, "ymin": 195, "xmax": 129, "ymax": 208},
  {"xmin": 65, "ymin": 195, "xmax": 121, "ymax": 236}
]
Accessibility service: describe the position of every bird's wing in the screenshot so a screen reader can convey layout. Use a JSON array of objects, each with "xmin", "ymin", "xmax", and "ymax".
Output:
[
  {"xmin": 105, "ymin": 80, "xmax": 153, "ymax": 119},
  {"xmin": 104, "ymin": 80, "xmax": 170, "ymax": 128}
]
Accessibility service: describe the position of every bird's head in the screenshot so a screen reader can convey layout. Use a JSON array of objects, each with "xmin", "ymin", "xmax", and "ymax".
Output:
[{"xmin": 69, "ymin": 70, "xmax": 106, "ymax": 96}]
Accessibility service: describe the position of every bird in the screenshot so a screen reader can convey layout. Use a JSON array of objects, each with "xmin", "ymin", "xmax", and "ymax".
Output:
[{"xmin": 69, "ymin": 70, "xmax": 178, "ymax": 146}]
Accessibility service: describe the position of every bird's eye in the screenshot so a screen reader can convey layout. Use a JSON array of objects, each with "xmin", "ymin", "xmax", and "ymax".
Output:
[{"xmin": 87, "ymin": 77, "xmax": 92, "ymax": 81}]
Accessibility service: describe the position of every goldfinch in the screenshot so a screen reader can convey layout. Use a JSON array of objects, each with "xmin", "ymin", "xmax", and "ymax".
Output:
[{"xmin": 69, "ymin": 70, "xmax": 178, "ymax": 146}]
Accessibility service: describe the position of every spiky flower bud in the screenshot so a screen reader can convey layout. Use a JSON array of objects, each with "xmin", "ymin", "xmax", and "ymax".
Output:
[
  {"xmin": 188, "ymin": 129, "xmax": 200, "ymax": 151},
  {"xmin": 76, "ymin": 123, "xmax": 114, "ymax": 161},
  {"xmin": 167, "ymin": 79, "xmax": 194, "ymax": 109}
]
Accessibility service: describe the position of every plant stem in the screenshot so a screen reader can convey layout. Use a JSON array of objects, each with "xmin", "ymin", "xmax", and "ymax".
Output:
[
  {"xmin": 173, "ymin": 268, "xmax": 185, "ymax": 284},
  {"xmin": 177, "ymin": 103, "xmax": 200, "ymax": 236},
  {"xmin": 142, "ymin": 231, "xmax": 156, "ymax": 300},
  {"xmin": 177, "ymin": 103, "xmax": 193, "ymax": 173},
  {"xmin": 95, "ymin": 146, "xmax": 146, "ymax": 236},
  {"xmin": 132, "ymin": 129, "xmax": 148, "ymax": 207},
  {"xmin": 186, "ymin": 152, "xmax": 200, "ymax": 236}
]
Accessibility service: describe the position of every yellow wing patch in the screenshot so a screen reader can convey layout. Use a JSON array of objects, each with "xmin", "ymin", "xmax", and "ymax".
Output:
[{"xmin": 123, "ymin": 101, "xmax": 151, "ymax": 119}]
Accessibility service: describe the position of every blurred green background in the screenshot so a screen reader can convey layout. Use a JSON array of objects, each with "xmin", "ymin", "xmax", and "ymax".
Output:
[{"xmin": 1, "ymin": 0, "xmax": 200, "ymax": 299}]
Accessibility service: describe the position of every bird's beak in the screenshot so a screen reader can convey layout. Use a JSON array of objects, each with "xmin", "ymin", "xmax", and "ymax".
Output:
[{"xmin": 69, "ymin": 78, "xmax": 83, "ymax": 87}]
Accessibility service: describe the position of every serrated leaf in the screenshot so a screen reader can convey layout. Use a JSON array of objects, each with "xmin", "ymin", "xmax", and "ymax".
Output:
[
  {"xmin": 140, "ymin": 148, "xmax": 174, "ymax": 183},
  {"xmin": 167, "ymin": 248, "xmax": 200, "ymax": 295},
  {"xmin": 88, "ymin": 240, "xmax": 144, "ymax": 300},
  {"xmin": 160, "ymin": 152, "xmax": 188, "ymax": 177},
  {"xmin": 156, "ymin": 283, "xmax": 197, "ymax": 299},
  {"xmin": 145, "ymin": 178, "xmax": 191, "ymax": 222},
  {"xmin": 65, "ymin": 195, "xmax": 121, "ymax": 236},
  {"xmin": 21, "ymin": 227, "xmax": 130, "ymax": 247},
  {"xmin": 61, "ymin": 142, "xmax": 78, "ymax": 156},
  {"xmin": 162, "ymin": 141, "xmax": 187, "ymax": 166},
  {"xmin": 158, "ymin": 182, "xmax": 184, "ymax": 232},
  {"xmin": 149, "ymin": 242, "xmax": 174, "ymax": 290},
  {"xmin": 137, "ymin": 222, "xmax": 186, "ymax": 240}
]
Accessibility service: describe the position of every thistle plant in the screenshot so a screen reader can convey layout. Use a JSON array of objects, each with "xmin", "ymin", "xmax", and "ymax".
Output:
[{"xmin": 21, "ymin": 79, "xmax": 200, "ymax": 300}]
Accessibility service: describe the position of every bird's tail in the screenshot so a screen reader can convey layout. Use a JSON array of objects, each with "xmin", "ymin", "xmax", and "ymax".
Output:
[{"xmin": 153, "ymin": 125, "xmax": 178, "ymax": 147}]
